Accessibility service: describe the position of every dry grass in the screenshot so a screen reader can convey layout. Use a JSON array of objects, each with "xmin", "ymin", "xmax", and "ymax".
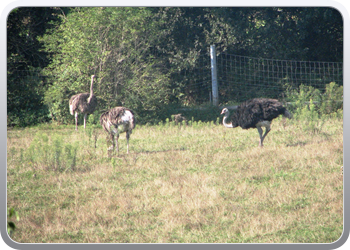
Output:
[{"xmin": 7, "ymin": 118, "xmax": 343, "ymax": 243}]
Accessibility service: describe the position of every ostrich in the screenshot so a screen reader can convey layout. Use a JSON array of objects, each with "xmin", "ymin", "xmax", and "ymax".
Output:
[
  {"xmin": 100, "ymin": 107, "xmax": 136, "ymax": 155},
  {"xmin": 69, "ymin": 75, "xmax": 98, "ymax": 130},
  {"xmin": 221, "ymin": 98, "xmax": 291, "ymax": 147},
  {"xmin": 172, "ymin": 114, "xmax": 187, "ymax": 125}
]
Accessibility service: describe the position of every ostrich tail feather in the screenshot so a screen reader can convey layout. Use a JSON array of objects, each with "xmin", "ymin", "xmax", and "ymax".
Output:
[
  {"xmin": 69, "ymin": 104, "xmax": 74, "ymax": 115},
  {"xmin": 284, "ymin": 109, "xmax": 292, "ymax": 119}
]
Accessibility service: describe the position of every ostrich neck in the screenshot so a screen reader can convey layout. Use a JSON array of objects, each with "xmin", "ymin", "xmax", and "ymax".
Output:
[
  {"xmin": 89, "ymin": 78, "xmax": 94, "ymax": 97},
  {"xmin": 223, "ymin": 114, "xmax": 234, "ymax": 128}
]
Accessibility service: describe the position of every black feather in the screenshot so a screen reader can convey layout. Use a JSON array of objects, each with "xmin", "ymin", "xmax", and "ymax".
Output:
[{"xmin": 229, "ymin": 98, "xmax": 289, "ymax": 129}]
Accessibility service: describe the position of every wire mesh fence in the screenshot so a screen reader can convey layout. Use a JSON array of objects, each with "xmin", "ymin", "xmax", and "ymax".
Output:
[
  {"xmin": 216, "ymin": 53, "xmax": 343, "ymax": 104},
  {"xmin": 170, "ymin": 53, "xmax": 212, "ymax": 105},
  {"xmin": 8, "ymin": 51, "xmax": 343, "ymax": 107}
]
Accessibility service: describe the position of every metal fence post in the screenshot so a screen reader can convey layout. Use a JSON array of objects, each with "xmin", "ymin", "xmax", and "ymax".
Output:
[{"xmin": 210, "ymin": 45, "xmax": 219, "ymax": 106}]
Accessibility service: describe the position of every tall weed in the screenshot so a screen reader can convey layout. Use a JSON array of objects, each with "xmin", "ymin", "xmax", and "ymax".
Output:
[
  {"xmin": 86, "ymin": 126, "xmax": 101, "ymax": 149},
  {"xmin": 285, "ymin": 82, "xmax": 343, "ymax": 133},
  {"xmin": 285, "ymin": 82, "xmax": 342, "ymax": 117},
  {"xmin": 25, "ymin": 132, "xmax": 79, "ymax": 172},
  {"xmin": 320, "ymin": 82, "xmax": 343, "ymax": 115},
  {"xmin": 298, "ymin": 99, "xmax": 325, "ymax": 134}
]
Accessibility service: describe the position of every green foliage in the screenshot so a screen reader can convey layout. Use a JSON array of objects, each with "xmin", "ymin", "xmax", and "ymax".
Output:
[
  {"xmin": 285, "ymin": 82, "xmax": 343, "ymax": 117},
  {"xmin": 7, "ymin": 208, "xmax": 19, "ymax": 237},
  {"xmin": 25, "ymin": 132, "xmax": 79, "ymax": 172},
  {"xmin": 87, "ymin": 110, "xmax": 100, "ymax": 125},
  {"xmin": 40, "ymin": 7, "xmax": 172, "ymax": 124},
  {"xmin": 298, "ymin": 99, "xmax": 324, "ymax": 133},
  {"xmin": 7, "ymin": 69, "xmax": 50, "ymax": 127},
  {"xmin": 7, "ymin": 8, "xmax": 65, "ymax": 127},
  {"xmin": 285, "ymin": 82, "xmax": 343, "ymax": 133},
  {"xmin": 8, "ymin": 7, "xmax": 343, "ymax": 127},
  {"xmin": 320, "ymin": 82, "xmax": 343, "ymax": 115}
]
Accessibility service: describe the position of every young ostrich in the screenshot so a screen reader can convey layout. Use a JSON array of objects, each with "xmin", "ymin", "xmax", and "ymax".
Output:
[
  {"xmin": 100, "ymin": 107, "xmax": 136, "ymax": 155},
  {"xmin": 221, "ymin": 98, "xmax": 291, "ymax": 147},
  {"xmin": 69, "ymin": 75, "xmax": 97, "ymax": 130}
]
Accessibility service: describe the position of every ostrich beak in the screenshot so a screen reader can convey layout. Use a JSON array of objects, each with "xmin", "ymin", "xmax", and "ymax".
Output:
[{"xmin": 220, "ymin": 109, "xmax": 225, "ymax": 115}]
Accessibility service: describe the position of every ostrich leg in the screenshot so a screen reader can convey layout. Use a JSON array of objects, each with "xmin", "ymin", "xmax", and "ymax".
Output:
[
  {"xmin": 257, "ymin": 127, "xmax": 264, "ymax": 147},
  {"xmin": 115, "ymin": 134, "xmax": 120, "ymax": 154},
  {"xmin": 75, "ymin": 112, "xmax": 78, "ymax": 131},
  {"xmin": 262, "ymin": 124, "xmax": 271, "ymax": 145},
  {"xmin": 84, "ymin": 114, "xmax": 87, "ymax": 129},
  {"xmin": 126, "ymin": 131, "xmax": 130, "ymax": 154},
  {"xmin": 107, "ymin": 134, "xmax": 115, "ymax": 157},
  {"xmin": 257, "ymin": 126, "xmax": 271, "ymax": 147}
]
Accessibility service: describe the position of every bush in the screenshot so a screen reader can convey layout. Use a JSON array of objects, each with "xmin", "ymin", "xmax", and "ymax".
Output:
[
  {"xmin": 285, "ymin": 82, "xmax": 343, "ymax": 118},
  {"xmin": 320, "ymin": 82, "xmax": 343, "ymax": 115},
  {"xmin": 284, "ymin": 82, "xmax": 343, "ymax": 133}
]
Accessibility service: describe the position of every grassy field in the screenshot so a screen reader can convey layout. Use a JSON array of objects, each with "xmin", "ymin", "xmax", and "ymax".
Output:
[{"xmin": 7, "ymin": 117, "xmax": 343, "ymax": 243}]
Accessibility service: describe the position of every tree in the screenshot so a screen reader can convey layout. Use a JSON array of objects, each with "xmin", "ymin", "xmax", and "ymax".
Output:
[
  {"xmin": 40, "ymin": 7, "xmax": 172, "ymax": 124},
  {"xmin": 7, "ymin": 7, "xmax": 66, "ymax": 126}
]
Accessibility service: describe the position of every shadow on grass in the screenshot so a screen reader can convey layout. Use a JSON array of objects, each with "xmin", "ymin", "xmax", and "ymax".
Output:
[
  {"xmin": 286, "ymin": 141, "xmax": 307, "ymax": 147},
  {"xmin": 106, "ymin": 147, "xmax": 188, "ymax": 158},
  {"xmin": 137, "ymin": 147, "xmax": 187, "ymax": 154}
]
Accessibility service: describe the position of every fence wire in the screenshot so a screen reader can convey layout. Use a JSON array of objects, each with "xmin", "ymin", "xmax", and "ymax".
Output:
[
  {"xmin": 216, "ymin": 53, "xmax": 343, "ymax": 103},
  {"xmin": 172, "ymin": 53, "xmax": 212, "ymax": 105},
  {"xmin": 8, "ymin": 52, "xmax": 343, "ymax": 107}
]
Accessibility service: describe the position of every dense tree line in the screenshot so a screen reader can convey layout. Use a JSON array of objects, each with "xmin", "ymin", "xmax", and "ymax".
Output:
[
  {"xmin": 7, "ymin": 7, "xmax": 343, "ymax": 126},
  {"xmin": 7, "ymin": 7, "xmax": 69, "ymax": 126}
]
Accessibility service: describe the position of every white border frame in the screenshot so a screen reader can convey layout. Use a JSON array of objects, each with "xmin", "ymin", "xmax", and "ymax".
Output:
[{"xmin": 1, "ymin": 1, "xmax": 348, "ymax": 249}]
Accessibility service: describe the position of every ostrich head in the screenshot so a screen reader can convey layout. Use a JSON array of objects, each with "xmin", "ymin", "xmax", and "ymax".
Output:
[
  {"xmin": 220, "ymin": 108, "xmax": 229, "ymax": 115},
  {"xmin": 221, "ymin": 108, "xmax": 234, "ymax": 128},
  {"xmin": 91, "ymin": 75, "xmax": 95, "ymax": 79}
]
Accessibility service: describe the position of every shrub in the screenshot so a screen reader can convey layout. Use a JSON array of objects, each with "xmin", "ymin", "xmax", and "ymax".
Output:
[
  {"xmin": 319, "ymin": 82, "xmax": 343, "ymax": 115},
  {"xmin": 25, "ymin": 132, "xmax": 79, "ymax": 172},
  {"xmin": 284, "ymin": 82, "xmax": 342, "ymax": 133},
  {"xmin": 285, "ymin": 82, "xmax": 343, "ymax": 119}
]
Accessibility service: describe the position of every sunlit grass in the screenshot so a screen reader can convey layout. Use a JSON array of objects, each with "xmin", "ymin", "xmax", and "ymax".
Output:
[{"xmin": 7, "ymin": 117, "xmax": 343, "ymax": 243}]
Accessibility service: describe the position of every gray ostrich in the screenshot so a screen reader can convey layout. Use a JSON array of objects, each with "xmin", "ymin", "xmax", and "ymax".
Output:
[
  {"xmin": 100, "ymin": 107, "xmax": 136, "ymax": 155},
  {"xmin": 221, "ymin": 98, "xmax": 291, "ymax": 147},
  {"xmin": 69, "ymin": 75, "xmax": 97, "ymax": 130}
]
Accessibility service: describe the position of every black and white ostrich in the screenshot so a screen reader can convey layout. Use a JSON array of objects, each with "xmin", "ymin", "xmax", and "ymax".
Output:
[
  {"xmin": 69, "ymin": 75, "xmax": 98, "ymax": 130},
  {"xmin": 221, "ymin": 98, "xmax": 291, "ymax": 147},
  {"xmin": 100, "ymin": 107, "xmax": 136, "ymax": 154}
]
